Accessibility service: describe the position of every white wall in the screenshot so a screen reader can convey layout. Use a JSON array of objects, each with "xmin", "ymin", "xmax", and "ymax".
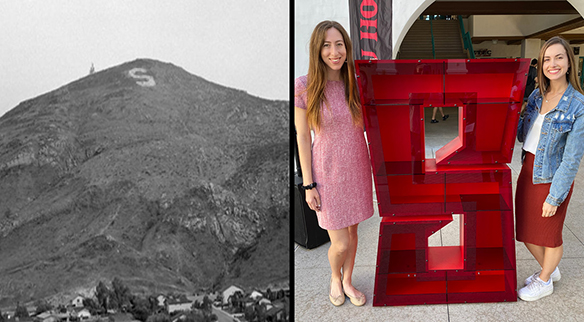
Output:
[
  {"xmin": 391, "ymin": 0, "xmax": 433, "ymax": 58},
  {"xmin": 294, "ymin": 0, "xmax": 350, "ymax": 78},
  {"xmin": 522, "ymin": 38, "xmax": 542, "ymax": 62},
  {"xmin": 473, "ymin": 40, "xmax": 522, "ymax": 58},
  {"xmin": 554, "ymin": 0, "xmax": 584, "ymax": 75},
  {"xmin": 570, "ymin": 0, "xmax": 584, "ymax": 17},
  {"xmin": 471, "ymin": 15, "xmax": 580, "ymax": 37}
]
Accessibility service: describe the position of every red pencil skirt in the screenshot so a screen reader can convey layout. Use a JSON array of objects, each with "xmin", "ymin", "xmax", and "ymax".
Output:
[{"xmin": 515, "ymin": 152, "xmax": 574, "ymax": 248}]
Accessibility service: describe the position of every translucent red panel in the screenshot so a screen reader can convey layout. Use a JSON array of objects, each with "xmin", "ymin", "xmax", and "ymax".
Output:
[
  {"xmin": 373, "ymin": 211, "xmax": 517, "ymax": 306},
  {"xmin": 357, "ymin": 59, "xmax": 528, "ymax": 106},
  {"xmin": 376, "ymin": 167, "xmax": 513, "ymax": 217},
  {"xmin": 357, "ymin": 59, "xmax": 528, "ymax": 306},
  {"xmin": 357, "ymin": 59, "xmax": 528, "ymax": 168}
]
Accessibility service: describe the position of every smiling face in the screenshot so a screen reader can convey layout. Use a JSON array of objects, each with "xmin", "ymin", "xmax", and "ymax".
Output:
[
  {"xmin": 543, "ymin": 43, "xmax": 569, "ymax": 83},
  {"xmin": 320, "ymin": 27, "xmax": 346, "ymax": 80}
]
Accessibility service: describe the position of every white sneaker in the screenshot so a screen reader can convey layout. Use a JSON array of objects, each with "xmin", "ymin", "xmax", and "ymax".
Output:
[
  {"xmin": 518, "ymin": 277, "xmax": 553, "ymax": 301},
  {"xmin": 524, "ymin": 267, "xmax": 561, "ymax": 286}
]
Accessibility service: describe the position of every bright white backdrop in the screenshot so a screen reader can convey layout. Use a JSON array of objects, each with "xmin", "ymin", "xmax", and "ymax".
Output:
[{"xmin": 0, "ymin": 0, "xmax": 289, "ymax": 117}]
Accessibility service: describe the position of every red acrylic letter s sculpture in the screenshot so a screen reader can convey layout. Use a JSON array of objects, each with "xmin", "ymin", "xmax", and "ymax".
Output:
[{"xmin": 355, "ymin": 59, "xmax": 529, "ymax": 305}]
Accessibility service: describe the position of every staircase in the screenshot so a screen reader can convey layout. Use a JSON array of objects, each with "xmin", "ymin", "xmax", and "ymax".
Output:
[
  {"xmin": 398, "ymin": 19, "xmax": 468, "ymax": 59},
  {"xmin": 433, "ymin": 20, "xmax": 467, "ymax": 59},
  {"xmin": 397, "ymin": 20, "xmax": 434, "ymax": 59}
]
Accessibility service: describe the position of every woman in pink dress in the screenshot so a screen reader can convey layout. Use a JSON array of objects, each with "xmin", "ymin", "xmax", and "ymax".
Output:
[{"xmin": 295, "ymin": 20, "xmax": 374, "ymax": 307}]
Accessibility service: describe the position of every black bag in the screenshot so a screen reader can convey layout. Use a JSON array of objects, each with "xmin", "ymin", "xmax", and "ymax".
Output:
[
  {"xmin": 294, "ymin": 131, "xmax": 329, "ymax": 249},
  {"xmin": 294, "ymin": 176, "xmax": 330, "ymax": 248}
]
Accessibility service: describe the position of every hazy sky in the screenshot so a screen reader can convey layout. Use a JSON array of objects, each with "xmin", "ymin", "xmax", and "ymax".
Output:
[{"xmin": 0, "ymin": 0, "xmax": 289, "ymax": 117}]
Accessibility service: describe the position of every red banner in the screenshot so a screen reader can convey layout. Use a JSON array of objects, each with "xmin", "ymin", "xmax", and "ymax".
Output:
[{"xmin": 348, "ymin": 0, "xmax": 392, "ymax": 60}]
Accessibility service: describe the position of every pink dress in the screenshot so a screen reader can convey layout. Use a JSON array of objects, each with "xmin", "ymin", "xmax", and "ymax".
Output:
[{"xmin": 295, "ymin": 75, "xmax": 374, "ymax": 230}]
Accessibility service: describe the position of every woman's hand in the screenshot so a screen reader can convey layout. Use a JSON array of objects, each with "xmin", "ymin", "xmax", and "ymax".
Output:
[
  {"xmin": 520, "ymin": 101, "xmax": 527, "ymax": 116},
  {"xmin": 542, "ymin": 201, "xmax": 558, "ymax": 217},
  {"xmin": 305, "ymin": 188, "xmax": 321, "ymax": 212}
]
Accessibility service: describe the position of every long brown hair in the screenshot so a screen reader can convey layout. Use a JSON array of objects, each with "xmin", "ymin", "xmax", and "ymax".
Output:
[
  {"xmin": 537, "ymin": 36, "xmax": 584, "ymax": 95},
  {"xmin": 304, "ymin": 20, "xmax": 362, "ymax": 130}
]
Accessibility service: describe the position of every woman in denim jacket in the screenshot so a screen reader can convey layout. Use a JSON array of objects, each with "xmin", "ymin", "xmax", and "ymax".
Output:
[{"xmin": 516, "ymin": 36, "xmax": 584, "ymax": 301}]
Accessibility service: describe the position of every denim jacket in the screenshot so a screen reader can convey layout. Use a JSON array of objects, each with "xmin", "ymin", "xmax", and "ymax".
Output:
[{"xmin": 517, "ymin": 83, "xmax": 584, "ymax": 206}]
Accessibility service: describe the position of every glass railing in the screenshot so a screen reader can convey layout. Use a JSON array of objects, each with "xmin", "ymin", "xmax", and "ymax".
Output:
[
  {"xmin": 458, "ymin": 15, "xmax": 475, "ymax": 59},
  {"xmin": 430, "ymin": 19, "xmax": 436, "ymax": 59}
]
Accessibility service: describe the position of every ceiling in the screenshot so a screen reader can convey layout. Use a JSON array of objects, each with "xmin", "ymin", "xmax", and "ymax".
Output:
[{"xmin": 421, "ymin": 1, "xmax": 584, "ymax": 44}]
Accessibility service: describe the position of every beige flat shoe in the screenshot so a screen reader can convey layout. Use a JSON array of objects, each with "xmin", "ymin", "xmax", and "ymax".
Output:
[
  {"xmin": 329, "ymin": 278, "xmax": 345, "ymax": 306},
  {"xmin": 345, "ymin": 289, "xmax": 366, "ymax": 306}
]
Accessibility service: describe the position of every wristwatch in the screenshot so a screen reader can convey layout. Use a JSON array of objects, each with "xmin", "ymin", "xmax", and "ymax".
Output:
[{"xmin": 302, "ymin": 182, "xmax": 317, "ymax": 190}]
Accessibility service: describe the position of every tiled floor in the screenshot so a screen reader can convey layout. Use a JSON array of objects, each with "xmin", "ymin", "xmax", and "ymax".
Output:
[
  {"xmin": 424, "ymin": 106, "xmax": 459, "ymax": 159},
  {"xmin": 294, "ymin": 118, "xmax": 584, "ymax": 321}
]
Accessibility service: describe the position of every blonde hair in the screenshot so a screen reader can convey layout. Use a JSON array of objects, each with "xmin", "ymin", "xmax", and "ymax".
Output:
[
  {"xmin": 537, "ymin": 36, "xmax": 584, "ymax": 95},
  {"xmin": 303, "ymin": 20, "xmax": 362, "ymax": 130}
]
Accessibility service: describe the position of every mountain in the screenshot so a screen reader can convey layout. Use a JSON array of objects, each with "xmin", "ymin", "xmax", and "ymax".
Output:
[{"xmin": 0, "ymin": 58, "xmax": 289, "ymax": 306}]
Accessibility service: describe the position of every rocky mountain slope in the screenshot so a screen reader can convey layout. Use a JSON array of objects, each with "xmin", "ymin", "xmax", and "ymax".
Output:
[{"xmin": 0, "ymin": 58, "xmax": 288, "ymax": 306}]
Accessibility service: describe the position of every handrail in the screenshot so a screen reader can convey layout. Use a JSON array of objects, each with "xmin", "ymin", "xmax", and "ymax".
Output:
[
  {"xmin": 581, "ymin": 59, "xmax": 584, "ymax": 88},
  {"xmin": 430, "ymin": 19, "xmax": 436, "ymax": 59},
  {"xmin": 458, "ymin": 15, "xmax": 475, "ymax": 59}
]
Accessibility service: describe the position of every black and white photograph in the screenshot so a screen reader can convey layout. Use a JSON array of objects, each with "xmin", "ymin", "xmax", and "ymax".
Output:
[{"xmin": 0, "ymin": 1, "xmax": 289, "ymax": 322}]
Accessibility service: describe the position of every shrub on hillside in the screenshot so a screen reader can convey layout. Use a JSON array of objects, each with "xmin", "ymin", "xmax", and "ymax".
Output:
[
  {"xmin": 145, "ymin": 313, "xmax": 170, "ymax": 322},
  {"xmin": 15, "ymin": 303, "xmax": 29, "ymax": 318}
]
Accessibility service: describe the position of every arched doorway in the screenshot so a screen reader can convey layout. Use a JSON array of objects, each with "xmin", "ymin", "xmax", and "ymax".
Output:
[{"xmin": 393, "ymin": 0, "xmax": 584, "ymax": 59}]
